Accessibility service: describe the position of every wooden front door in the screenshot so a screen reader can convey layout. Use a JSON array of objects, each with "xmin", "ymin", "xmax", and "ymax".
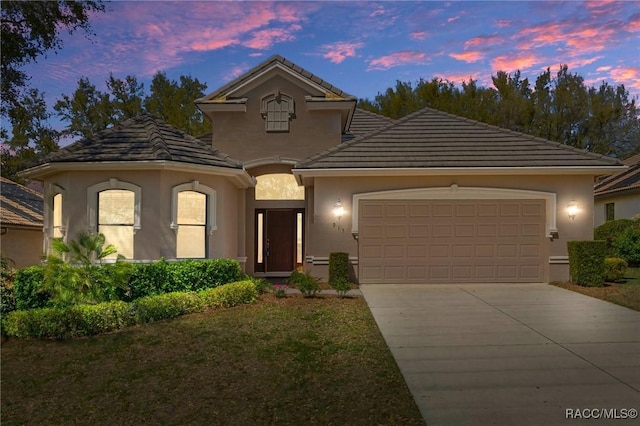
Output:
[{"xmin": 255, "ymin": 209, "xmax": 303, "ymax": 273}]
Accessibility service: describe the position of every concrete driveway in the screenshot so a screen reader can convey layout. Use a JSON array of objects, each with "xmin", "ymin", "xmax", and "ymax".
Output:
[{"xmin": 361, "ymin": 284, "xmax": 640, "ymax": 426}]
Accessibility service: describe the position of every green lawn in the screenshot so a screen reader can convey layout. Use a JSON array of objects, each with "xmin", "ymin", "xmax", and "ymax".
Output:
[{"xmin": 1, "ymin": 294, "xmax": 425, "ymax": 425}]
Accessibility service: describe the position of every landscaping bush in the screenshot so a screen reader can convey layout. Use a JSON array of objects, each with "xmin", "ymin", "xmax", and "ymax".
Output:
[
  {"xmin": 248, "ymin": 276, "xmax": 273, "ymax": 294},
  {"xmin": 287, "ymin": 270, "xmax": 321, "ymax": 297},
  {"xmin": 199, "ymin": 280, "xmax": 258, "ymax": 308},
  {"xmin": 329, "ymin": 252, "xmax": 350, "ymax": 284},
  {"xmin": 2, "ymin": 301, "xmax": 137, "ymax": 339},
  {"xmin": 13, "ymin": 266, "xmax": 51, "ymax": 310},
  {"xmin": 134, "ymin": 292, "xmax": 204, "ymax": 323},
  {"xmin": 2, "ymin": 281, "xmax": 259, "ymax": 339},
  {"xmin": 604, "ymin": 257, "xmax": 628, "ymax": 282},
  {"xmin": 125, "ymin": 259, "xmax": 244, "ymax": 301},
  {"xmin": 594, "ymin": 218, "xmax": 636, "ymax": 244},
  {"xmin": 611, "ymin": 228, "xmax": 640, "ymax": 266},
  {"xmin": 567, "ymin": 240, "xmax": 607, "ymax": 287}
]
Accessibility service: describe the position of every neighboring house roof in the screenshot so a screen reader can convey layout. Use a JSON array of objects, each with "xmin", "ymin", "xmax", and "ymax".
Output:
[
  {"xmin": 594, "ymin": 153, "xmax": 640, "ymax": 198},
  {"xmin": 0, "ymin": 177, "xmax": 43, "ymax": 228},
  {"xmin": 296, "ymin": 107, "xmax": 622, "ymax": 170},
  {"xmin": 34, "ymin": 113, "xmax": 243, "ymax": 169},
  {"xmin": 196, "ymin": 54, "xmax": 356, "ymax": 102}
]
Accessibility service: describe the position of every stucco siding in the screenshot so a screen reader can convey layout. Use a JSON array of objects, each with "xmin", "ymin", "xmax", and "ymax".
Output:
[
  {"xmin": 594, "ymin": 193, "xmax": 640, "ymax": 226},
  {"xmin": 0, "ymin": 228, "xmax": 43, "ymax": 268},
  {"xmin": 305, "ymin": 174, "xmax": 595, "ymax": 282}
]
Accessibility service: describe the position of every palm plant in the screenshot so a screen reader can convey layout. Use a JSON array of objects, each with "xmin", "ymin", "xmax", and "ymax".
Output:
[{"xmin": 44, "ymin": 232, "xmax": 131, "ymax": 306}]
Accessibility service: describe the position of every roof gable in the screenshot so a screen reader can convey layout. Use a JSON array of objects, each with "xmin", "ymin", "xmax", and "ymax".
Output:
[
  {"xmin": 0, "ymin": 177, "xmax": 43, "ymax": 228},
  {"xmin": 197, "ymin": 55, "xmax": 355, "ymax": 103},
  {"xmin": 595, "ymin": 154, "xmax": 640, "ymax": 197},
  {"xmin": 297, "ymin": 107, "xmax": 622, "ymax": 170}
]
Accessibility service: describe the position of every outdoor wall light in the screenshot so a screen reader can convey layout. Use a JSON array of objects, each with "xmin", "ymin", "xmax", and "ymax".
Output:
[
  {"xmin": 333, "ymin": 199, "xmax": 346, "ymax": 232},
  {"xmin": 567, "ymin": 201, "xmax": 579, "ymax": 220}
]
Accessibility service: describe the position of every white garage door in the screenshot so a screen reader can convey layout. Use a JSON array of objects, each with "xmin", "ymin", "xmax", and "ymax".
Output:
[{"xmin": 358, "ymin": 199, "xmax": 547, "ymax": 284}]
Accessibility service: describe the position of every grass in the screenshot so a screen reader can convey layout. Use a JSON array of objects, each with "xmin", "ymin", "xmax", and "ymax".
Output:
[
  {"xmin": 552, "ymin": 267, "xmax": 640, "ymax": 312},
  {"xmin": 1, "ymin": 294, "xmax": 425, "ymax": 426}
]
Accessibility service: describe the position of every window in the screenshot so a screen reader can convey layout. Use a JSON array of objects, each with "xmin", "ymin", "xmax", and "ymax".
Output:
[
  {"xmin": 171, "ymin": 182, "xmax": 217, "ymax": 259},
  {"xmin": 260, "ymin": 92, "xmax": 294, "ymax": 132},
  {"xmin": 605, "ymin": 203, "xmax": 615, "ymax": 221},
  {"xmin": 52, "ymin": 193, "xmax": 63, "ymax": 238},
  {"xmin": 255, "ymin": 174, "xmax": 304, "ymax": 200},
  {"xmin": 87, "ymin": 179, "xmax": 141, "ymax": 260},
  {"xmin": 176, "ymin": 191, "xmax": 207, "ymax": 258},
  {"xmin": 98, "ymin": 189, "xmax": 135, "ymax": 259}
]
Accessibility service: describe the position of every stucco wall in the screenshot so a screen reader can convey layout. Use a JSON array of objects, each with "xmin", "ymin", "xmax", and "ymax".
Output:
[
  {"xmin": 40, "ymin": 169, "xmax": 244, "ymax": 264},
  {"xmin": 207, "ymin": 75, "xmax": 344, "ymax": 163},
  {"xmin": 304, "ymin": 174, "xmax": 596, "ymax": 283},
  {"xmin": 0, "ymin": 227, "xmax": 43, "ymax": 268},
  {"xmin": 594, "ymin": 193, "xmax": 640, "ymax": 226}
]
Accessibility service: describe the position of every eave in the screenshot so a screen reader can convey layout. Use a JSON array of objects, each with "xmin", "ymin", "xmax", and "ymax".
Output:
[
  {"xmin": 20, "ymin": 161, "xmax": 256, "ymax": 188},
  {"xmin": 293, "ymin": 165, "xmax": 626, "ymax": 185}
]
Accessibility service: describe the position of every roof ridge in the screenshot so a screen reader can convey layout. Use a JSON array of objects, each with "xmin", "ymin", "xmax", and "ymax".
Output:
[{"xmin": 143, "ymin": 114, "xmax": 172, "ymax": 160}]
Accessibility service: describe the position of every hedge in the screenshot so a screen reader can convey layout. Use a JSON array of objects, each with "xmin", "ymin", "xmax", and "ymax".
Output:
[
  {"xmin": 13, "ymin": 266, "xmax": 51, "ymax": 310},
  {"xmin": 2, "ymin": 280, "xmax": 258, "ymax": 339},
  {"xmin": 567, "ymin": 240, "xmax": 607, "ymax": 287},
  {"xmin": 604, "ymin": 257, "xmax": 628, "ymax": 282},
  {"xmin": 329, "ymin": 252, "xmax": 350, "ymax": 285}
]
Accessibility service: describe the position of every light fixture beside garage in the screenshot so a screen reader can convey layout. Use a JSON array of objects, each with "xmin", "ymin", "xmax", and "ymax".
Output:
[
  {"xmin": 333, "ymin": 199, "xmax": 345, "ymax": 232},
  {"xmin": 567, "ymin": 201, "xmax": 579, "ymax": 220}
]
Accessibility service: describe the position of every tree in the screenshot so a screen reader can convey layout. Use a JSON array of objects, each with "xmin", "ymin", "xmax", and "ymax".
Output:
[
  {"xmin": 1, "ymin": 0, "xmax": 105, "ymax": 116},
  {"xmin": 144, "ymin": 72, "xmax": 210, "ymax": 136},
  {"xmin": 54, "ymin": 77, "xmax": 114, "ymax": 139},
  {"xmin": 107, "ymin": 73, "xmax": 145, "ymax": 122},
  {"xmin": 1, "ymin": 88, "xmax": 60, "ymax": 181}
]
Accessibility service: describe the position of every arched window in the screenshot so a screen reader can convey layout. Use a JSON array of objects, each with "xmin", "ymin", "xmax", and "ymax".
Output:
[
  {"xmin": 255, "ymin": 174, "xmax": 304, "ymax": 200},
  {"xmin": 87, "ymin": 179, "xmax": 141, "ymax": 260},
  {"xmin": 45, "ymin": 183, "xmax": 66, "ymax": 253},
  {"xmin": 171, "ymin": 182, "xmax": 216, "ymax": 259},
  {"xmin": 52, "ymin": 193, "xmax": 63, "ymax": 238},
  {"xmin": 260, "ymin": 92, "xmax": 294, "ymax": 132}
]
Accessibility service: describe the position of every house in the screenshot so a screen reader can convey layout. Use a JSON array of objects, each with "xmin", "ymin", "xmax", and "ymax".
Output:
[
  {"xmin": 594, "ymin": 153, "xmax": 640, "ymax": 226},
  {"xmin": 21, "ymin": 55, "xmax": 623, "ymax": 284},
  {"xmin": 0, "ymin": 177, "xmax": 44, "ymax": 268}
]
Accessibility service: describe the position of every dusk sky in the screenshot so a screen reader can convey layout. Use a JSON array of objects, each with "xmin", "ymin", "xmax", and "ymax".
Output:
[{"xmin": 24, "ymin": 0, "xmax": 640, "ymax": 122}]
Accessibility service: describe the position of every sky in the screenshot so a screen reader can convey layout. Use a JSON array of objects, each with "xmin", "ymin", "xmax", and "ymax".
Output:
[{"xmin": 22, "ymin": 0, "xmax": 640, "ymax": 126}]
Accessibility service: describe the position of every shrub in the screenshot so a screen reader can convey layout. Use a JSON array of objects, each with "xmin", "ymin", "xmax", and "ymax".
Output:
[
  {"xmin": 611, "ymin": 228, "xmax": 640, "ymax": 266},
  {"xmin": 329, "ymin": 252, "xmax": 350, "ymax": 285},
  {"xmin": 567, "ymin": 240, "xmax": 607, "ymax": 287},
  {"xmin": 13, "ymin": 266, "xmax": 50, "ymax": 310},
  {"xmin": 604, "ymin": 257, "xmax": 628, "ymax": 282},
  {"xmin": 0, "ymin": 281, "xmax": 17, "ymax": 315},
  {"xmin": 134, "ymin": 292, "xmax": 204, "ymax": 323},
  {"xmin": 594, "ymin": 219, "xmax": 636, "ymax": 245},
  {"xmin": 2, "ymin": 301, "xmax": 137, "ymax": 339},
  {"xmin": 248, "ymin": 276, "xmax": 272, "ymax": 294},
  {"xmin": 287, "ymin": 271, "xmax": 321, "ymax": 297},
  {"xmin": 125, "ymin": 259, "xmax": 244, "ymax": 300},
  {"xmin": 199, "ymin": 280, "xmax": 258, "ymax": 308}
]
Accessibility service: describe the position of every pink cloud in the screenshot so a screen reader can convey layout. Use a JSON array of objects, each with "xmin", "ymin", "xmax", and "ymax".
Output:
[
  {"xmin": 242, "ymin": 26, "xmax": 300, "ymax": 49},
  {"xmin": 447, "ymin": 16, "xmax": 460, "ymax": 23},
  {"xmin": 610, "ymin": 67, "xmax": 640, "ymax": 91},
  {"xmin": 322, "ymin": 41, "xmax": 364, "ymax": 64},
  {"xmin": 495, "ymin": 19, "xmax": 512, "ymax": 28},
  {"xmin": 491, "ymin": 53, "xmax": 540, "ymax": 72},
  {"xmin": 596, "ymin": 66, "xmax": 612, "ymax": 72},
  {"xmin": 411, "ymin": 31, "xmax": 428, "ymax": 40},
  {"xmin": 449, "ymin": 51, "xmax": 485, "ymax": 63},
  {"xmin": 367, "ymin": 51, "xmax": 428, "ymax": 71},
  {"xmin": 463, "ymin": 35, "xmax": 503, "ymax": 50},
  {"xmin": 626, "ymin": 13, "xmax": 640, "ymax": 32}
]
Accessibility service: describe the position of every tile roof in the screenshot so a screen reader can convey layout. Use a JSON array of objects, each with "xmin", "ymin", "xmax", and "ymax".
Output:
[
  {"xmin": 40, "ymin": 113, "xmax": 243, "ymax": 169},
  {"xmin": 296, "ymin": 107, "xmax": 622, "ymax": 169},
  {"xmin": 197, "ymin": 55, "xmax": 356, "ymax": 101},
  {"xmin": 0, "ymin": 177, "xmax": 43, "ymax": 228},
  {"xmin": 595, "ymin": 153, "xmax": 640, "ymax": 197},
  {"xmin": 342, "ymin": 108, "xmax": 397, "ymax": 142}
]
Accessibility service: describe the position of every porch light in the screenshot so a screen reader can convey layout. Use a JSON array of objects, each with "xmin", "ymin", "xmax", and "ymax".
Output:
[
  {"xmin": 333, "ymin": 199, "xmax": 346, "ymax": 232},
  {"xmin": 567, "ymin": 201, "xmax": 579, "ymax": 220},
  {"xmin": 333, "ymin": 199, "xmax": 345, "ymax": 220}
]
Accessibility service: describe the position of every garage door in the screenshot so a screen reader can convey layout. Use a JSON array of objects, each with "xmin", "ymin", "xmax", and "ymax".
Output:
[{"xmin": 359, "ymin": 199, "xmax": 547, "ymax": 284}]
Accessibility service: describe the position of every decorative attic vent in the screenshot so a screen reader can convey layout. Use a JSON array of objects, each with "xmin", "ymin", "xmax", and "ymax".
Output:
[{"xmin": 260, "ymin": 91, "xmax": 294, "ymax": 132}]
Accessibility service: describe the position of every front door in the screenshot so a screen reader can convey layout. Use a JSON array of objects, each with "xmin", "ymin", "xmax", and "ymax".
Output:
[{"xmin": 255, "ymin": 209, "xmax": 303, "ymax": 273}]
